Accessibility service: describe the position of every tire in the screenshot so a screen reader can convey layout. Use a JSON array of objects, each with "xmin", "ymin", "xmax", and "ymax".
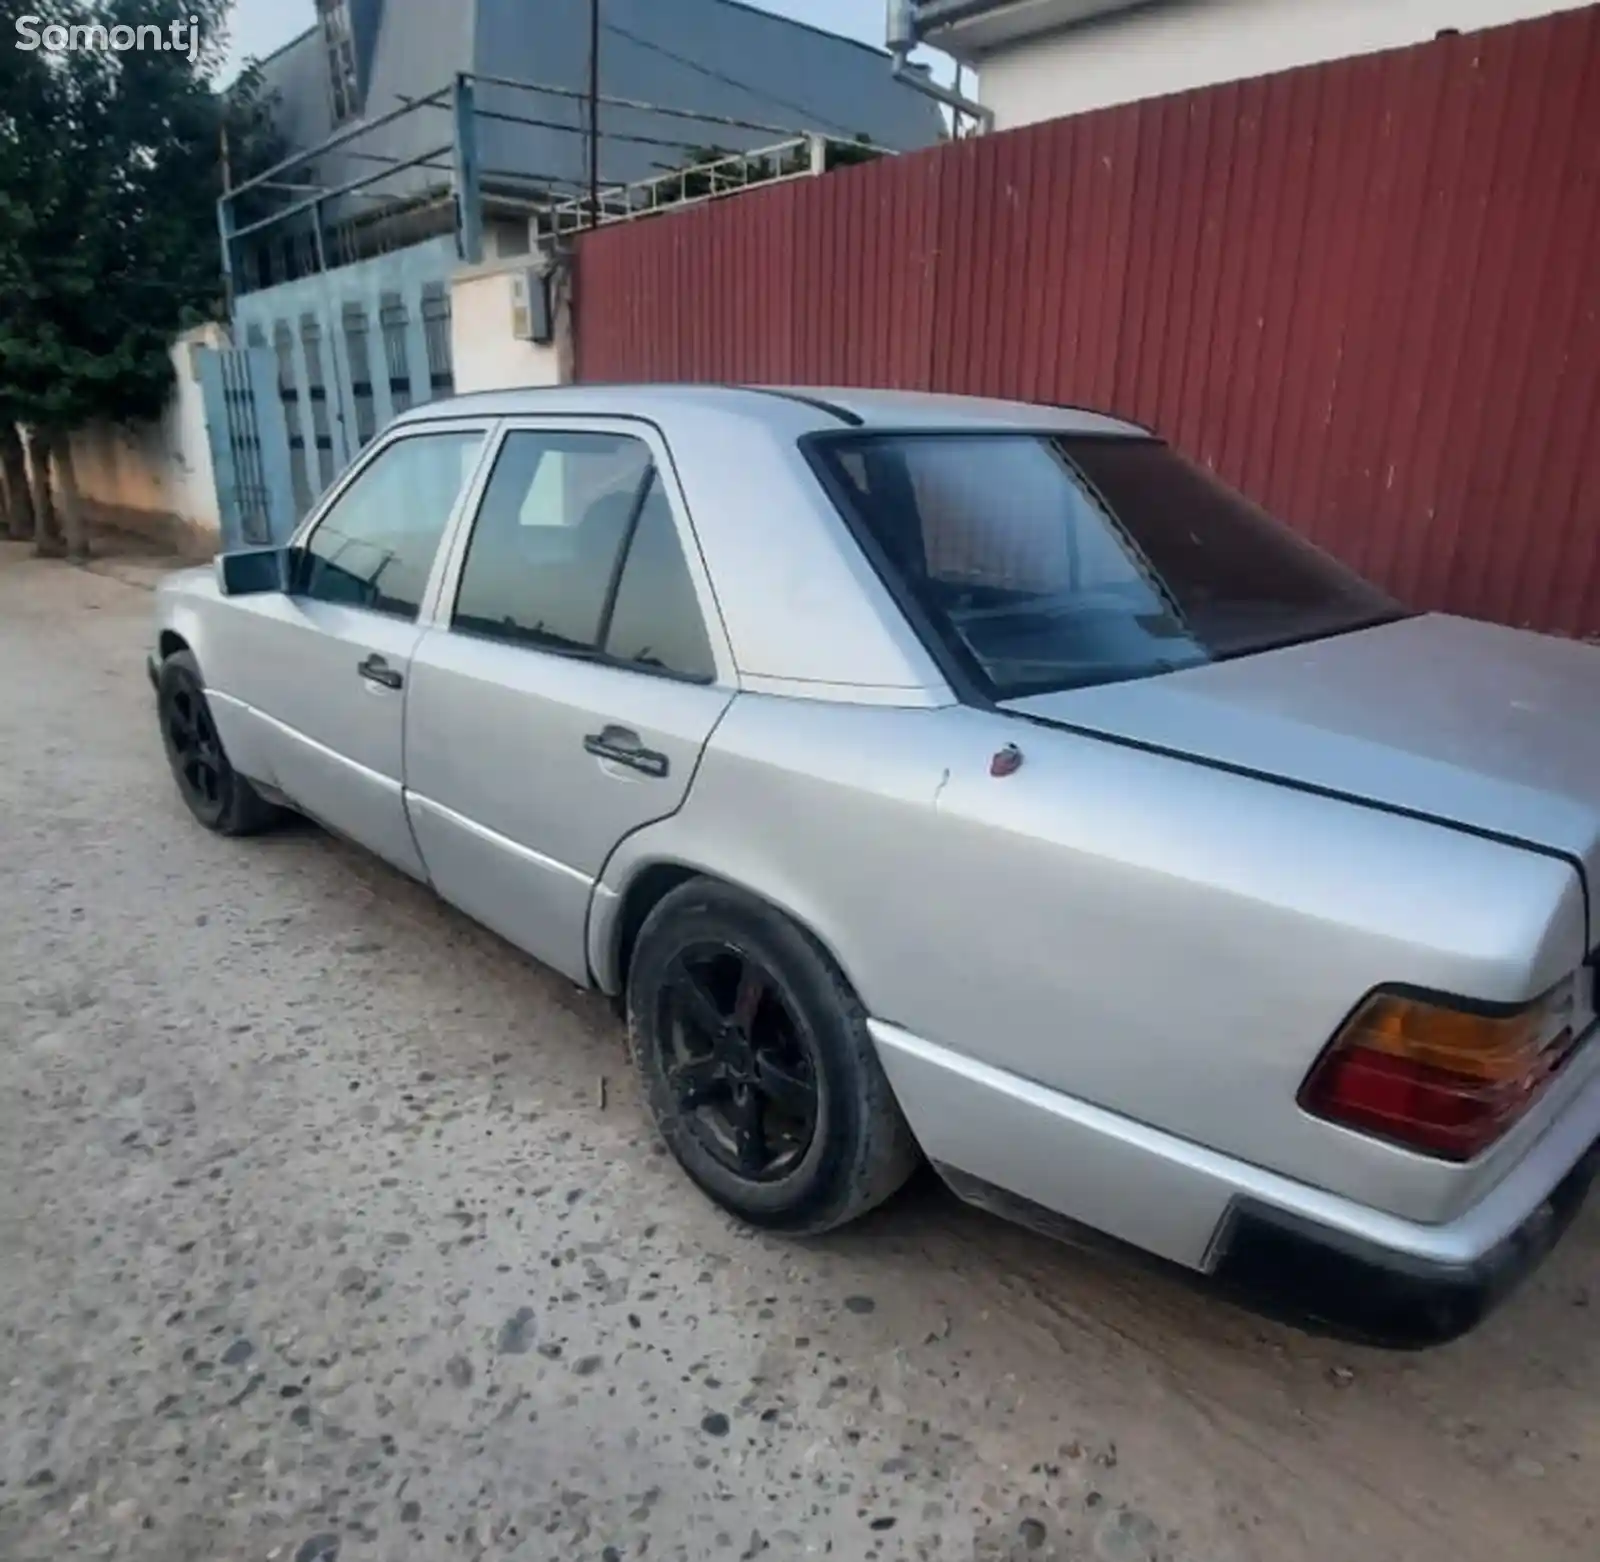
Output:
[
  {"xmin": 627, "ymin": 878, "xmax": 919, "ymax": 1234},
  {"xmin": 157, "ymin": 650, "xmax": 280, "ymax": 837}
]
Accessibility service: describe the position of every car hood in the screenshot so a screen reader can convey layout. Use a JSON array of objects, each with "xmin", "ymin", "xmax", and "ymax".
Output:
[{"xmin": 1004, "ymin": 614, "xmax": 1600, "ymax": 945}]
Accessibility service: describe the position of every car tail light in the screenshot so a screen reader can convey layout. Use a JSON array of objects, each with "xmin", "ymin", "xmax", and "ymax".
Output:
[{"xmin": 1300, "ymin": 981, "xmax": 1581, "ymax": 1162}]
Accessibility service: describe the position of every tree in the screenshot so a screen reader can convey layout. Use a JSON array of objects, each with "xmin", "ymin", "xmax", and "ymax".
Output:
[
  {"xmin": 0, "ymin": 0, "xmax": 277, "ymax": 558},
  {"xmin": 0, "ymin": 20, "xmax": 60, "ymax": 546},
  {"xmin": 1, "ymin": 417, "xmax": 38, "ymax": 543}
]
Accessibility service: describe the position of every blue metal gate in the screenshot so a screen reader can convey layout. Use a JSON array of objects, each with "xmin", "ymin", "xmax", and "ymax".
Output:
[
  {"xmin": 204, "ymin": 238, "xmax": 461, "ymax": 542},
  {"xmin": 195, "ymin": 346, "xmax": 298, "ymax": 550}
]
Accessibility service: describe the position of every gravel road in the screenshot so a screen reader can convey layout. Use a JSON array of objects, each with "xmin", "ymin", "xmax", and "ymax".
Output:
[{"xmin": 1, "ymin": 545, "xmax": 1595, "ymax": 1562}]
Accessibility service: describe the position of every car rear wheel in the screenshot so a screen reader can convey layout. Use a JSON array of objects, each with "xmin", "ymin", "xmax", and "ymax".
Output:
[
  {"xmin": 627, "ymin": 879, "xmax": 919, "ymax": 1234},
  {"xmin": 157, "ymin": 651, "xmax": 280, "ymax": 837}
]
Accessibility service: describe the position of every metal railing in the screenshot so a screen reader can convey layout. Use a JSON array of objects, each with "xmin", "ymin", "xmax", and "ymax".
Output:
[
  {"xmin": 539, "ymin": 134, "xmax": 885, "ymax": 236},
  {"xmin": 220, "ymin": 72, "xmax": 895, "ymax": 298}
]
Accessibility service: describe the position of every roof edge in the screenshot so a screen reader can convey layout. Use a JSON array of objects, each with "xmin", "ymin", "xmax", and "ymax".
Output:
[
  {"xmin": 242, "ymin": 21, "xmax": 319, "ymax": 76},
  {"xmin": 913, "ymin": 0, "xmax": 1154, "ymax": 59}
]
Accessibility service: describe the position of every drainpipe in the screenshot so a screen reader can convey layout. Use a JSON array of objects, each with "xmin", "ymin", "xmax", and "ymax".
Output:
[{"xmin": 886, "ymin": 1, "xmax": 996, "ymax": 134}]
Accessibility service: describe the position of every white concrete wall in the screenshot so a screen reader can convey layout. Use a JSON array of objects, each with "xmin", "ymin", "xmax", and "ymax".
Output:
[
  {"xmin": 67, "ymin": 323, "xmax": 227, "ymax": 554},
  {"xmin": 450, "ymin": 259, "xmax": 563, "ymax": 394},
  {"xmin": 973, "ymin": 0, "xmax": 1591, "ymax": 128}
]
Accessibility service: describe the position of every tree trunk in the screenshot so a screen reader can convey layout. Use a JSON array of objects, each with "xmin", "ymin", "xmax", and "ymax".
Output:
[
  {"xmin": 27, "ymin": 427, "xmax": 65, "ymax": 558},
  {"xmin": 1, "ymin": 423, "xmax": 34, "ymax": 541},
  {"xmin": 51, "ymin": 430, "xmax": 90, "ymax": 562}
]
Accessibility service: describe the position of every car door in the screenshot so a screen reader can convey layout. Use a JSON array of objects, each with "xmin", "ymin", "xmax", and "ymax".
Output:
[
  {"xmin": 203, "ymin": 422, "xmax": 493, "ymax": 878},
  {"xmin": 403, "ymin": 420, "xmax": 737, "ymax": 983}
]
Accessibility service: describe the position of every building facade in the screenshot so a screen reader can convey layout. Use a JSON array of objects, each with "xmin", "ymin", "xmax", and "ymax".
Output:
[
  {"xmin": 258, "ymin": 0, "xmax": 944, "ymax": 244},
  {"xmin": 904, "ymin": 0, "xmax": 1593, "ymax": 128},
  {"xmin": 194, "ymin": 0, "xmax": 944, "ymax": 548}
]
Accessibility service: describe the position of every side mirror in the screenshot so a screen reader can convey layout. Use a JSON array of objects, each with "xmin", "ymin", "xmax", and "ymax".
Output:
[{"xmin": 216, "ymin": 546, "xmax": 297, "ymax": 597}]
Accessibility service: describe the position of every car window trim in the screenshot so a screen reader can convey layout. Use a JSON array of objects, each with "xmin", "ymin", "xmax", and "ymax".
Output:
[
  {"xmin": 594, "ymin": 467, "xmax": 661, "ymax": 655},
  {"xmin": 446, "ymin": 618, "xmax": 719, "ymax": 687},
  {"xmin": 292, "ymin": 420, "xmax": 499, "ymax": 626},
  {"xmin": 433, "ymin": 415, "xmax": 734, "ymax": 686}
]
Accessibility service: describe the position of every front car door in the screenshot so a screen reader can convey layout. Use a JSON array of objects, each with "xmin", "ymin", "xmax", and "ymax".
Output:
[
  {"xmin": 202, "ymin": 421, "xmax": 493, "ymax": 877},
  {"xmin": 403, "ymin": 420, "xmax": 737, "ymax": 982}
]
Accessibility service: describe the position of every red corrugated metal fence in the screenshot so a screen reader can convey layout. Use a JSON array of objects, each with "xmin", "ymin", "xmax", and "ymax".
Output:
[{"xmin": 575, "ymin": 7, "xmax": 1600, "ymax": 637}]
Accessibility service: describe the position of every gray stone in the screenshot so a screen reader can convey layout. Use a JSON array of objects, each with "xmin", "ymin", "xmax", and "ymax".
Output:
[
  {"xmin": 497, "ymin": 1307, "xmax": 537, "ymax": 1355},
  {"xmin": 1095, "ymin": 1508, "xmax": 1163, "ymax": 1562}
]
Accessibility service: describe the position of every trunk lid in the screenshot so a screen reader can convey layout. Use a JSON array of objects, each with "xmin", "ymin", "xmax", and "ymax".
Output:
[{"xmin": 1004, "ymin": 614, "xmax": 1600, "ymax": 946}]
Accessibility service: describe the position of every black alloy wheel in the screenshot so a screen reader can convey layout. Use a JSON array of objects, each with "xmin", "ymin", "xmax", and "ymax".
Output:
[
  {"xmin": 163, "ymin": 669, "xmax": 227, "ymax": 824},
  {"xmin": 156, "ymin": 650, "xmax": 280, "ymax": 837},
  {"xmin": 657, "ymin": 941, "xmax": 821, "ymax": 1183},
  {"xmin": 628, "ymin": 878, "xmax": 920, "ymax": 1234}
]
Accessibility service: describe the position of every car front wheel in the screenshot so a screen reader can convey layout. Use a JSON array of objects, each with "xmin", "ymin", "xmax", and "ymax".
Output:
[
  {"xmin": 157, "ymin": 650, "xmax": 279, "ymax": 837},
  {"xmin": 627, "ymin": 879, "xmax": 919, "ymax": 1234}
]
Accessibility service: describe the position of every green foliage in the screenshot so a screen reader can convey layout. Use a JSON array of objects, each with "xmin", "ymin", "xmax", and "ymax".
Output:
[{"xmin": 0, "ymin": 0, "xmax": 277, "ymax": 431}]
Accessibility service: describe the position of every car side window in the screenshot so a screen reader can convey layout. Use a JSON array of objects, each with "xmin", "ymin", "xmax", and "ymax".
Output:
[
  {"xmin": 454, "ymin": 430, "xmax": 715, "ymax": 680},
  {"xmin": 602, "ymin": 477, "xmax": 716, "ymax": 680},
  {"xmin": 299, "ymin": 431, "xmax": 485, "ymax": 619}
]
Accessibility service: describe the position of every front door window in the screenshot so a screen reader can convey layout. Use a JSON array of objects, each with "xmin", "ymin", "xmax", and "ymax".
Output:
[{"xmin": 299, "ymin": 431, "xmax": 485, "ymax": 619}]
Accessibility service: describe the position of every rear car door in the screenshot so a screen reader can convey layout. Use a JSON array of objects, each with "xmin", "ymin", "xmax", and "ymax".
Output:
[
  {"xmin": 403, "ymin": 420, "xmax": 736, "ymax": 983},
  {"xmin": 203, "ymin": 423, "xmax": 491, "ymax": 877}
]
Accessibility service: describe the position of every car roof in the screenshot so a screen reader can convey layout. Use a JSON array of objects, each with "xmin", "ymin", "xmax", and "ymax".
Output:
[
  {"xmin": 390, "ymin": 383, "xmax": 1151, "ymax": 439},
  {"xmin": 381, "ymin": 384, "xmax": 1151, "ymax": 703}
]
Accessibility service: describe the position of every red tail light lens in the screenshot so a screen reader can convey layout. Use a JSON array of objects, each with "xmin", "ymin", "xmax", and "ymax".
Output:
[{"xmin": 1301, "ymin": 984, "xmax": 1580, "ymax": 1162}]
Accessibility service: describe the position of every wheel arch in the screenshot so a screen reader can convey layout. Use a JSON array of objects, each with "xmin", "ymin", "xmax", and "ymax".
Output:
[
  {"xmin": 157, "ymin": 628, "xmax": 193, "ymax": 662},
  {"xmin": 590, "ymin": 856, "xmax": 869, "ymax": 1015},
  {"xmin": 154, "ymin": 592, "xmax": 215, "ymax": 680}
]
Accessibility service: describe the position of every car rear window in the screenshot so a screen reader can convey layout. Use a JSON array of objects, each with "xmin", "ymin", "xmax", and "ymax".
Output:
[{"xmin": 809, "ymin": 433, "xmax": 1406, "ymax": 700}]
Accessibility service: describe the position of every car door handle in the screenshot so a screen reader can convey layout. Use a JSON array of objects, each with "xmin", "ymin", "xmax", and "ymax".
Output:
[
  {"xmin": 584, "ymin": 726, "xmax": 670, "ymax": 779},
  {"xmin": 357, "ymin": 653, "xmax": 404, "ymax": 691}
]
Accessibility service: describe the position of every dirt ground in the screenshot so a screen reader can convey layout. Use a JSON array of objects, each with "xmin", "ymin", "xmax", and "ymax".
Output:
[{"xmin": 0, "ymin": 543, "xmax": 1595, "ymax": 1562}]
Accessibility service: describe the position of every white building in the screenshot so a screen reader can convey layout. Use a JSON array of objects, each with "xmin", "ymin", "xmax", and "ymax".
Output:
[{"xmin": 900, "ymin": 0, "xmax": 1594, "ymax": 131}]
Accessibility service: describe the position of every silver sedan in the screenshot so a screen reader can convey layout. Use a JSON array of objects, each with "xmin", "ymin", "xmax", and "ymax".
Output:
[{"xmin": 148, "ymin": 386, "xmax": 1600, "ymax": 1347}]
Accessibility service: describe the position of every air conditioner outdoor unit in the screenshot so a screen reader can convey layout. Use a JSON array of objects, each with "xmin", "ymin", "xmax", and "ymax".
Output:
[{"xmin": 510, "ymin": 269, "xmax": 553, "ymax": 345}]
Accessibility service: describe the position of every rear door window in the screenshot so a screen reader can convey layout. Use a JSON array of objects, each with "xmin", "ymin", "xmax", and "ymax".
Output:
[
  {"xmin": 453, "ymin": 430, "xmax": 716, "ymax": 681},
  {"xmin": 603, "ymin": 478, "xmax": 716, "ymax": 681}
]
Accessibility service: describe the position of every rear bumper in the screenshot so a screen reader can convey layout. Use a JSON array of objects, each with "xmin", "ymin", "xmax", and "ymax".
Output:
[
  {"xmin": 1208, "ymin": 1137, "xmax": 1599, "ymax": 1346},
  {"xmin": 869, "ymin": 1020, "xmax": 1600, "ymax": 1347}
]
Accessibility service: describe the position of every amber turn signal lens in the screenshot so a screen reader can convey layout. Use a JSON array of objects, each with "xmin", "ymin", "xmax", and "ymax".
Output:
[{"xmin": 1300, "ymin": 986, "xmax": 1578, "ymax": 1162}]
